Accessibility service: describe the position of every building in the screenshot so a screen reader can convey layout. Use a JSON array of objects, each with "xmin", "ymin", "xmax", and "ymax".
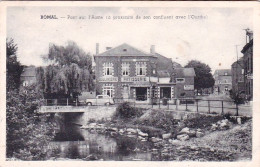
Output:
[
  {"xmin": 213, "ymin": 69, "xmax": 232, "ymax": 94},
  {"xmin": 241, "ymin": 31, "xmax": 253, "ymax": 100},
  {"xmin": 173, "ymin": 68, "xmax": 196, "ymax": 99},
  {"xmin": 20, "ymin": 66, "xmax": 37, "ymax": 87},
  {"xmin": 94, "ymin": 43, "xmax": 179, "ymax": 103},
  {"xmin": 231, "ymin": 58, "xmax": 245, "ymax": 95}
]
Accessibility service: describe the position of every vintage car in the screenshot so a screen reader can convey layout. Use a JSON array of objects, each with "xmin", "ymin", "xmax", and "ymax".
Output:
[{"xmin": 85, "ymin": 95, "xmax": 115, "ymax": 106}]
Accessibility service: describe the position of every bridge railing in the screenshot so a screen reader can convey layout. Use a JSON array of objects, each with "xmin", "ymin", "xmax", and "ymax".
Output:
[{"xmin": 40, "ymin": 97, "xmax": 250, "ymax": 116}]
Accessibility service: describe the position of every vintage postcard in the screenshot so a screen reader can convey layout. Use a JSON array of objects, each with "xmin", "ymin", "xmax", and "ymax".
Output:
[{"xmin": 0, "ymin": 1, "xmax": 260, "ymax": 167}]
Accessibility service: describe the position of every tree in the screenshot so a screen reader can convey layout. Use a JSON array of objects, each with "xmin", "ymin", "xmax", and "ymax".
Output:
[
  {"xmin": 185, "ymin": 60, "xmax": 215, "ymax": 93},
  {"xmin": 6, "ymin": 84, "xmax": 56, "ymax": 160},
  {"xmin": 6, "ymin": 38, "xmax": 23, "ymax": 90},
  {"xmin": 38, "ymin": 41, "xmax": 94, "ymax": 98}
]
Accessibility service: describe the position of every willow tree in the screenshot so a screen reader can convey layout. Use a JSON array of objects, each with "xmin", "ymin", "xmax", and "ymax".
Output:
[{"xmin": 38, "ymin": 41, "xmax": 94, "ymax": 98}]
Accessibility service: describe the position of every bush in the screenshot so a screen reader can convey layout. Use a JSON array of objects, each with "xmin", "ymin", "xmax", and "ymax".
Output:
[
  {"xmin": 134, "ymin": 109, "xmax": 179, "ymax": 132},
  {"xmin": 183, "ymin": 114, "xmax": 223, "ymax": 130},
  {"xmin": 6, "ymin": 85, "xmax": 56, "ymax": 160},
  {"xmin": 114, "ymin": 102, "xmax": 143, "ymax": 119},
  {"xmin": 229, "ymin": 89, "xmax": 246, "ymax": 104}
]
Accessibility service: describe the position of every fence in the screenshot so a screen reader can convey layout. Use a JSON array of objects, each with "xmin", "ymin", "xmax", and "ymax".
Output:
[{"xmin": 42, "ymin": 97, "xmax": 251, "ymax": 116}]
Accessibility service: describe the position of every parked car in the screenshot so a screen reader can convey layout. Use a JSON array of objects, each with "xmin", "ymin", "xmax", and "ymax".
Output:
[{"xmin": 85, "ymin": 95, "xmax": 115, "ymax": 106}]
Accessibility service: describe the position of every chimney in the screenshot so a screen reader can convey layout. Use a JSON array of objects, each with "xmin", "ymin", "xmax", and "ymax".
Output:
[
  {"xmin": 150, "ymin": 45, "xmax": 155, "ymax": 55},
  {"xmin": 96, "ymin": 43, "xmax": 99, "ymax": 55},
  {"xmin": 106, "ymin": 47, "xmax": 112, "ymax": 51}
]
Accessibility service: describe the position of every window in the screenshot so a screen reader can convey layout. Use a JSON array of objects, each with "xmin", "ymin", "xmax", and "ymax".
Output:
[
  {"xmin": 103, "ymin": 63, "xmax": 113, "ymax": 76},
  {"xmin": 23, "ymin": 81, "xmax": 29, "ymax": 86},
  {"xmin": 224, "ymin": 72, "xmax": 228, "ymax": 76},
  {"xmin": 103, "ymin": 85, "xmax": 114, "ymax": 97},
  {"xmin": 122, "ymin": 63, "xmax": 130, "ymax": 76},
  {"xmin": 225, "ymin": 86, "xmax": 229, "ymax": 91},
  {"xmin": 136, "ymin": 62, "xmax": 146, "ymax": 76},
  {"xmin": 176, "ymin": 78, "xmax": 185, "ymax": 83}
]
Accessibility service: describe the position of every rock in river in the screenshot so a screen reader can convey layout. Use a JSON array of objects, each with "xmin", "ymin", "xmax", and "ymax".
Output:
[{"xmin": 177, "ymin": 134, "xmax": 190, "ymax": 141}]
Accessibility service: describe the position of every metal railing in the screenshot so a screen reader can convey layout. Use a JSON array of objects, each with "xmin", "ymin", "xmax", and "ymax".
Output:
[{"xmin": 41, "ymin": 97, "xmax": 251, "ymax": 116}]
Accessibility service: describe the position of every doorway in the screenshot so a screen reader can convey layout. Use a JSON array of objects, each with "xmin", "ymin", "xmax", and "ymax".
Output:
[
  {"xmin": 160, "ymin": 87, "xmax": 171, "ymax": 98},
  {"xmin": 136, "ymin": 87, "xmax": 147, "ymax": 101}
]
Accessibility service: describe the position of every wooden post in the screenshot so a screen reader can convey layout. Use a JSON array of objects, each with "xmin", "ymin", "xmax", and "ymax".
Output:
[
  {"xmin": 208, "ymin": 100, "xmax": 210, "ymax": 114},
  {"xmin": 196, "ymin": 99, "xmax": 198, "ymax": 113},
  {"xmin": 236, "ymin": 103, "xmax": 239, "ymax": 116},
  {"xmin": 151, "ymin": 98, "xmax": 153, "ymax": 108},
  {"xmin": 67, "ymin": 98, "xmax": 68, "ymax": 106},
  {"xmin": 76, "ymin": 98, "xmax": 77, "ymax": 106},
  {"xmin": 167, "ymin": 98, "xmax": 169, "ymax": 110},
  {"xmin": 185, "ymin": 100, "xmax": 188, "ymax": 111},
  {"xmin": 221, "ymin": 101, "xmax": 224, "ymax": 115},
  {"xmin": 176, "ymin": 99, "xmax": 178, "ymax": 110}
]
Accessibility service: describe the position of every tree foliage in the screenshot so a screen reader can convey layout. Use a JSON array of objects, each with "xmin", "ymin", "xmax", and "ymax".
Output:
[
  {"xmin": 38, "ymin": 41, "xmax": 94, "ymax": 98},
  {"xmin": 6, "ymin": 85, "xmax": 56, "ymax": 160},
  {"xmin": 6, "ymin": 38, "xmax": 23, "ymax": 90},
  {"xmin": 185, "ymin": 60, "xmax": 215, "ymax": 91}
]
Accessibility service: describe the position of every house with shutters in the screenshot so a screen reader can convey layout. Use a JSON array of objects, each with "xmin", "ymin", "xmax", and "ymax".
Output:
[{"xmin": 93, "ymin": 43, "xmax": 178, "ymax": 103}]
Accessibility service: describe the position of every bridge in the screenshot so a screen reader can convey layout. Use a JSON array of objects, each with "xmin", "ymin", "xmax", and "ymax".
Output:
[{"xmin": 39, "ymin": 105, "xmax": 117, "ymax": 113}]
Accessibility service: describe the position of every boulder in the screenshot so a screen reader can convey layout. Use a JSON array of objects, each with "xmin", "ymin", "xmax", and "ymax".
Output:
[
  {"xmin": 162, "ymin": 133, "xmax": 171, "ymax": 139},
  {"xmin": 179, "ymin": 127, "xmax": 190, "ymax": 134},
  {"xmin": 237, "ymin": 117, "xmax": 242, "ymax": 125},
  {"xmin": 218, "ymin": 119, "xmax": 230, "ymax": 130},
  {"xmin": 127, "ymin": 128, "xmax": 137, "ymax": 134},
  {"xmin": 177, "ymin": 134, "xmax": 189, "ymax": 141},
  {"xmin": 196, "ymin": 131, "xmax": 204, "ymax": 138},
  {"xmin": 151, "ymin": 137, "xmax": 161, "ymax": 143},
  {"xmin": 89, "ymin": 122, "xmax": 97, "ymax": 127},
  {"xmin": 138, "ymin": 131, "xmax": 149, "ymax": 137},
  {"xmin": 211, "ymin": 124, "xmax": 218, "ymax": 131},
  {"xmin": 169, "ymin": 139, "xmax": 179, "ymax": 144},
  {"xmin": 119, "ymin": 129, "xmax": 125, "ymax": 134},
  {"xmin": 188, "ymin": 130, "xmax": 196, "ymax": 137}
]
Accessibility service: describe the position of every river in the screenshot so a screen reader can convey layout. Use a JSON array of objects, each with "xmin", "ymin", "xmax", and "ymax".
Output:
[{"xmin": 47, "ymin": 114, "xmax": 154, "ymax": 161}]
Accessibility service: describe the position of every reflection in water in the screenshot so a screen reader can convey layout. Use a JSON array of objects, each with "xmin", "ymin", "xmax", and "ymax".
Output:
[{"xmin": 49, "ymin": 124, "xmax": 152, "ymax": 161}]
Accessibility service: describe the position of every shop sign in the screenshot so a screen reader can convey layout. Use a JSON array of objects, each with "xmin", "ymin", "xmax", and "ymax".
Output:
[
  {"xmin": 99, "ymin": 77, "xmax": 118, "ymax": 82},
  {"xmin": 122, "ymin": 58, "xmax": 149, "ymax": 62},
  {"xmin": 121, "ymin": 77, "xmax": 149, "ymax": 82},
  {"xmin": 129, "ymin": 83, "xmax": 151, "ymax": 87},
  {"xmin": 247, "ymin": 74, "xmax": 253, "ymax": 80},
  {"xmin": 184, "ymin": 85, "xmax": 194, "ymax": 90}
]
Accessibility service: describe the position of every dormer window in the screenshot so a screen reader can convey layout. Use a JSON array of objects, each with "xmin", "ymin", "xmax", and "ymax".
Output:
[
  {"xmin": 123, "ymin": 49, "xmax": 127, "ymax": 52},
  {"xmin": 224, "ymin": 72, "xmax": 228, "ymax": 76}
]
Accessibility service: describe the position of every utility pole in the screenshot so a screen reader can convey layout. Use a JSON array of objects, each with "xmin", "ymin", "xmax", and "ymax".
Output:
[{"xmin": 235, "ymin": 45, "xmax": 239, "ymax": 94}]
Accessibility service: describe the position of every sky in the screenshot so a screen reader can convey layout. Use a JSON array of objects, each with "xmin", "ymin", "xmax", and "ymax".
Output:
[{"xmin": 7, "ymin": 7, "xmax": 253, "ymax": 72}]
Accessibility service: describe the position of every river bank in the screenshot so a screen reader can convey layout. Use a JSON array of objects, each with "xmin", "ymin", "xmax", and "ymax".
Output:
[{"xmin": 79, "ymin": 103, "xmax": 252, "ymax": 161}]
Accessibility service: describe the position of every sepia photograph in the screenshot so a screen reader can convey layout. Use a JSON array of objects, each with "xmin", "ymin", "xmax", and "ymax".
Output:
[{"xmin": 1, "ymin": 2, "xmax": 259, "ymax": 164}]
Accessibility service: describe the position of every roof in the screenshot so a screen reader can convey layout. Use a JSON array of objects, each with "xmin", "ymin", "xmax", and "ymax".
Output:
[
  {"xmin": 241, "ymin": 39, "xmax": 253, "ymax": 53},
  {"xmin": 174, "ymin": 68, "xmax": 196, "ymax": 77},
  {"xmin": 214, "ymin": 69, "xmax": 231, "ymax": 76},
  {"xmin": 95, "ymin": 43, "xmax": 154, "ymax": 57},
  {"xmin": 21, "ymin": 66, "xmax": 36, "ymax": 77},
  {"xmin": 231, "ymin": 57, "xmax": 244, "ymax": 68},
  {"xmin": 156, "ymin": 52, "xmax": 181, "ymax": 72},
  {"xmin": 157, "ymin": 70, "xmax": 170, "ymax": 77}
]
